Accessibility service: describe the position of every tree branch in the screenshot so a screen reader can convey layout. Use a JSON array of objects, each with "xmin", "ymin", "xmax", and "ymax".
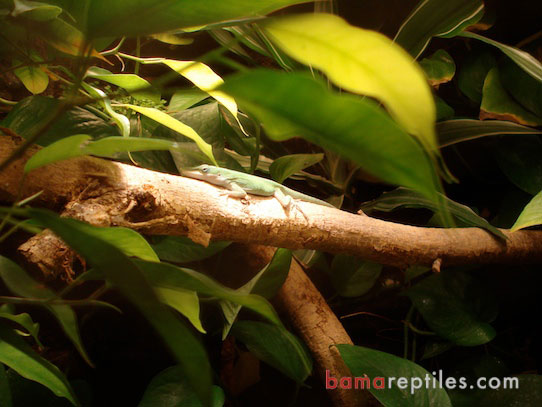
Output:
[{"xmin": 2, "ymin": 134, "xmax": 542, "ymax": 268}]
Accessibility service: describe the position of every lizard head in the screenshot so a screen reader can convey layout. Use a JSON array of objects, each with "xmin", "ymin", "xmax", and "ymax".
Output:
[{"xmin": 181, "ymin": 164, "xmax": 226, "ymax": 184}]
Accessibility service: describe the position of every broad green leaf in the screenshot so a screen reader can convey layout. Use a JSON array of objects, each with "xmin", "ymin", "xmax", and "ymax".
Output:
[
  {"xmin": 220, "ymin": 248, "xmax": 291, "ymax": 339},
  {"xmin": 24, "ymin": 135, "xmax": 190, "ymax": 172},
  {"xmin": 76, "ymin": 227, "xmax": 159, "ymax": 262},
  {"xmin": 13, "ymin": 64, "xmax": 48, "ymax": 94},
  {"xmin": 262, "ymin": 13, "xmax": 438, "ymax": 152},
  {"xmin": 500, "ymin": 58, "xmax": 542, "ymax": 118},
  {"xmin": 0, "ymin": 304, "xmax": 42, "ymax": 347},
  {"xmin": 220, "ymin": 70, "xmax": 443, "ymax": 208},
  {"xmin": 395, "ymin": 0, "xmax": 484, "ymax": 58},
  {"xmin": 24, "ymin": 134, "xmax": 91, "ymax": 172},
  {"xmin": 86, "ymin": 67, "xmax": 160, "ymax": 103},
  {"xmin": 232, "ymin": 321, "xmax": 312, "ymax": 383},
  {"xmin": 329, "ymin": 255, "xmax": 382, "ymax": 298},
  {"xmin": 437, "ymin": 119, "xmax": 542, "ymax": 147},
  {"xmin": 86, "ymin": 0, "xmax": 312, "ymax": 37},
  {"xmin": 150, "ymin": 236, "xmax": 230, "ymax": 263},
  {"xmin": 0, "ymin": 96, "xmax": 117, "ymax": 146},
  {"xmin": 139, "ymin": 365, "xmax": 225, "ymax": 407},
  {"xmin": 82, "ymin": 83, "xmax": 130, "ymax": 138},
  {"xmin": 406, "ymin": 271, "xmax": 497, "ymax": 346},
  {"xmin": 493, "ymin": 137, "xmax": 542, "ymax": 195},
  {"xmin": 133, "ymin": 259, "xmax": 281, "ymax": 326},
  {"xmin": 0, "ymin": 363, "xmax": 12, "ymax": 407},
  {"xmin": 0, "ymin": 324, "xmax": 78, "ymax": 406},
  {"xmin": 0, "ymin": 256, "xmax": 92, "ymax": 366},
  {"xmin": 337, "ymin": 344, "xmax": 452, "ymax": 407},
  {"xmin": 26, "ymin": 209, "xmax": 213, "ymax": 406},
  {"xmin": 121, "ymin": 105, "xmax": 217, "ymax": 165},
  {"xmin": 155, "ymin": 287, "xmax": 205, "ymax": 334},
  {"xmin": 461, "ymin": 31, "xmax": 542, "ymax": 82},
  {"xmin": 419, "ymin": 49, "xmax": 456, "ymax": 87},
  {"xmin": 360, "ymin": 187, "xmax": 506, "ymax": 239},
  {"xmin": 480, "ymin": 68, "xmax": 542, "ymax": 126},
  {"xmin": 168, "ymin": 89, "xmax": 208, "ymax": 113},
  {"xmin": 511, "ymin": 189, "xmax": 542, "ymax": 231},
  {"xmin": 11, "ymin": 0, "xmax": 62, "ymax": 21},
  {"xmin": 269, "ymin": 154, "xmax": 324, "ymax": 184}
]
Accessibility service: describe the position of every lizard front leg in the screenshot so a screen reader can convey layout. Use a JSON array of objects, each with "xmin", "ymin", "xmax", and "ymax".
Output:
[
  {"xmin": 221, "ymin": 181, "xmax": 250, "ymax": 202},
  {"xmin": 274, "ymin": 189, "xmax": 309, "ymax": 221}
]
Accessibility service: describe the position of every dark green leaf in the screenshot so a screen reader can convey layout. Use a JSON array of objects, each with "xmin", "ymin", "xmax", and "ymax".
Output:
[
  {"xmin": 0, "ymin": 323, "xmax": 78, "ymax": 406},
  {"xmin": 329, "ymin": 255, "xmax": 382, "ymax": 298},
  {"xmin": 360, "ymin": 187, "xmax": 506, "ymax": 239},
  {"xmin": 394, "ymin": 0, "xmax": 483, "ymax": 58},
  {"xmin": 406, "ymin": 271, "xmax": 497, "ymax": 346},
  {"xmin": 26, "ymin": 209, "xmax": 213, "ymax": 406},
  {"xmin": 337, "ymin": 344, "xmax": 452, "ymax": 407},
  {"xmin": 0, "ymin": 255, "xmax": 92, "ymax": 366},
  {"xmin": 437, "ymin": 119, "xmax": 542, "ymax": 147},
  {"xmin": 500, "ymin": 58, "xmax": 542, "ymax": 118},
  {"xmin": 151, "ymin": 236, "xmax": 230, "ymax": 263},
  {"xmin": 0, "ymin": 304, "xmax": 42, "ymax": 347},
  {"xmin": 86, "ymin": 0, "xmax": 312, "ymax": 37},
  {"xmin": 0, "ymin": 96, "xmax": 117, "ymax": 146},
  {"xmin": 0, "ymin": 363, "xmax": 12, "ymax": 407},
  {"xmin": 269, "ymin": 154, "xmax": 324, "ymax": 184},
  {"xmin": 435, "ymin": 96, "xmax": 455, "ymax": 121},
  {"xmin": 232, "ymin": 321, "xmax": 312, "ymax": 383},
  {"xmin": 420, "ymin": 49, "xmax": 456, "ymax": 86},
  {"xmin": 133, "ymin": 259, "xmax": 281, "ymax": 326},
  {"xmin": 220, "ymin": 70, "xmax": 442, "ymax": 204},
  {"xmin": 493, "ymin": 137, "xmax": 542, "ymax": 195},
  {"xmin": 457, "ymin": 51, "xmax": 497, "ymax": 104},
  {"xmin": 139, "ymin": 365, "xmax": 225, "ymax": 407},
  {"xmin": 155, "ymin": 288, "xmax": 204, "ymax": 333},
  {"xmin": 421, "ymin": 341, "xmax": 454, "ymax": 360},
  {"xmin": 220, "ymin": 249, "xmax": 291, "ymax": 339},
  {"xmin": 480, "ymin": 68, "xmax": 542, "ymax": 126}
]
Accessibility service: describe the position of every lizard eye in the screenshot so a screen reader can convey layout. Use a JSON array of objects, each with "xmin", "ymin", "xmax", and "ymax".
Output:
[{"xmin": 201, "ymin": 165, "xmax": 209, "ymax": 173}]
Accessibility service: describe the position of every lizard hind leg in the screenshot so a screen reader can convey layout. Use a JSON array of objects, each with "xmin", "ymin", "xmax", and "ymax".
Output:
[{"xmin": 273, "ymin": 189, "xmax": 309, "ymax": 222}]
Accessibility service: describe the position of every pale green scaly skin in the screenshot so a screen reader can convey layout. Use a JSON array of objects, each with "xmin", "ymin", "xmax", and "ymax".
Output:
[{"xmin": 181, "ymin": 165, "xmax": 335, "ymax": 208}]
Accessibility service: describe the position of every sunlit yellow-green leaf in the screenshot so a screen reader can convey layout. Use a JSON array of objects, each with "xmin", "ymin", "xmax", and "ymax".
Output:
[
  {"xmin": 162, "ymin": 59, "xmax": 245, "ymax": 133},
  {"xmin": 121, "ymin": 105, "xmax": 217, "ymax": 165},
  {"xmin": 13, "ymin": 64, "xmax": 49, "ymax": 94},
  {"xmin": 156, "ymin": 287, "xmax": 205, "ymax": 333},
  {"xmin": 152, "ymin": 32, "xmax": 194, "ymax": 45},
  {"xmin": 261, "ymin": 13, "xmax": 438, "ymax": 152},
  {"xmin": 86, "ymin": 67, "xmax": 160, "ymax": 103},
  {"xmin": 511, "ymin": 190, "xmax": 542, "ymax": 231}
]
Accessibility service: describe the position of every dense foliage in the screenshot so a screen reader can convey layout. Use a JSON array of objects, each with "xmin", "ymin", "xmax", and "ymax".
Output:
[{"xmin": 0, "ymin": 0, "xmax": 541, "ymax": 406}]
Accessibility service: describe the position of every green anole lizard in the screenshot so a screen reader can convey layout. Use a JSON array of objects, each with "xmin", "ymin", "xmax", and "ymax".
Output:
[{"xmin": 181, "ymin": 164, "xmax": 335, "ymax": 218}]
